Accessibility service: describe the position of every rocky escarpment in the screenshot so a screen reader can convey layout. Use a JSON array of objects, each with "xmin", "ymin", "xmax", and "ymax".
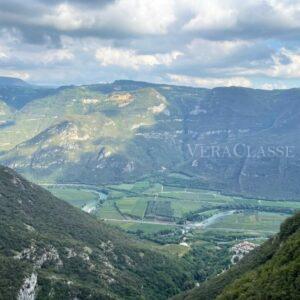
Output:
[{"xmin": 18, "ymin": 273, "xmax": 37, "ymax": 300}]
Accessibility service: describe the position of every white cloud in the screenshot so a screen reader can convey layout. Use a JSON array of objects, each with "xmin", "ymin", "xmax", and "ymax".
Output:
[
  {"xmin": 268, "ymin": 48, "xmax": 300, "ymax": 78},
  {"xmin": 95, "ymin": 47, "xmax": 182, "ymax": 69},
  {"xmin": 181, "ymin": 0, "xmax": 300, "ymax": 38},
  {"xmin": 260, "ymin": 82, "xmax": 287, "ymax": 90},
  {"xmin": 42, "ymin": 4, "xmax": 94, "ymax": 31},
  {"xmin": 186, "ymin": 39, "xmax": 254, "ymax": 65},
  {"xmin": 188, "ymin": 39, "xmax": 250, "ymax": 54},
  {"xmin": 41, "ymin": 49, "xmax": 74, "ymax": 64},
  {"xmin": 168, "ymin": 73, "xmax": 252, "ymax": 88},
  {"xmin": 7, "ymin": 48, "xmax": 74, "ymax": 66},
  {"xmin": 0, "ymin": 51, "xmax": 8, "ymax": 60},
  {"xmin": 99, "ymin": 0, "xmax": 176, "ymax": 35},
  {"xmin": 2, "ymin": 0, "xmax": 300, "ymax": 88},
  {"xmin": 0, "ymin": 70, "xmax": 30, "ymax": 80},
  {"xmin": 0, "ymin": 44, "xmax": 9, "ymax": 60},
  {"xmin": 232, "ymin": 48, "xmax": 300, "ymax": 79},
  {"xmin": 41, "ymin": 0, "xmax": 176, "ymax": 35},
  {"xmin": 268, "ymin": 0, "xmax": 300, "ymax": 28},
  {"xmin": 183, "ymin": 1, "xmax": 237, "ymax": 32}
]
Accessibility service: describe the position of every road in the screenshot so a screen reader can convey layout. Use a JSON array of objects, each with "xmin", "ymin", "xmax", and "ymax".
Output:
[
  {"xmin": 186, "ymin": 210, "xmax": 236, "ymax": 229},
  {"xmin": 103, "ymin": 210, "xmax": 238, "ymax": 230},
  {"xmin": 102, "ymin": 218, "xmax": 183, "ymax": 227}
]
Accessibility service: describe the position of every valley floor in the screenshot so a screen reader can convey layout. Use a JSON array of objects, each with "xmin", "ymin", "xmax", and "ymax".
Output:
[{"xmin": 44, "ymin": 179, "xmax": 299, "ymax": 253}]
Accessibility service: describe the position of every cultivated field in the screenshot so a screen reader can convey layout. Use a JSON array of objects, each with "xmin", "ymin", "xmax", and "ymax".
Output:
[
  {"xmin": 46, "ymin": 186, "xmax": 99, "ymax": 207},
  {"xmin": 45, "ymin": 179, "xmax": 299, "ymax": 238}
]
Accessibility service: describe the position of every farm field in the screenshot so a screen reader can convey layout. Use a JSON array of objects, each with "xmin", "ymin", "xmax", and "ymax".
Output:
[
  {"xmin": 45, "ymin": 180, "xmax": 299, "ymax": 238},
  {"xmin": 116, "ymin": 197, "xmax": 148, "ymax": 218},
  {"xmin": 102, "ymin": 180, "xmax": 299, "ymax": 237},
  {"xmin": 145, "ymin": 200, "xmax": 174, "ymax": 220},
  {"xmin": 97, "ymin": 200, "xmax": 124, "ymax": 220},
  {"xmin": 207, "ymin": 211, "xmax": 289, "ymax": 233},
  {"xmin": 232, "ymin": 198, "xmax": 300, "ymax": 209},
  {"xmin": 41, "ymin": 180, "xmax": 299, "ymax": 277},
  {"xmin": 46, "ymin": 186, "xmax": 99, "ymax": 208},
  {"xmin": 107, "ymin": 220, "xmax": 177, "ymax": 234}
]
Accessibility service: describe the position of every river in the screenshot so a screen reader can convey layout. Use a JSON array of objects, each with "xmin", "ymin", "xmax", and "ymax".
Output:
[
  {"xmin": 185, "ymin": 210, "xmax": 237, "ymax": 230},
  {"xmin": 42, "ymin": 183, "xmax": 236, "ymax": 230}
]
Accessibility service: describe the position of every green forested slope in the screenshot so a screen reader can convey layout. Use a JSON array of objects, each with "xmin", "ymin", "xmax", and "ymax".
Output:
[
  {"xmin": 0, "ymin": 165, "xmax": 192, "ymax": 299},
  {"xmin": 174, "ymin": 211, "xmax": 300, "ymax": 300}
]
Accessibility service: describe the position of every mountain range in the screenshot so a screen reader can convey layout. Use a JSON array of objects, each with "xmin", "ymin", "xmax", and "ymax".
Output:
[{"xmin": 0, "ymin": 77, "xmax": 299, "ymax": 200}]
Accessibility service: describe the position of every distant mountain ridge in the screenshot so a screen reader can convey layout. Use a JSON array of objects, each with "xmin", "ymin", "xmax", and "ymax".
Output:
[
  {"xmin": 0, "ymin": 76, "xmax": 30, "ymax": 87},
  {"xmin": 0, "ymin": 78, "xmax": 299, "ymax": 200},
  {"xmin": 0, "ymin": 76, "xmax": 56, "ymax": 109}
]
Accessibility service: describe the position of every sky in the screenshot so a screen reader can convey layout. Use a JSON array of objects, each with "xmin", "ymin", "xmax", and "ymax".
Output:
[{"xmin": 1, "ymin": 0, "xmax": 300, "ymax": 89}]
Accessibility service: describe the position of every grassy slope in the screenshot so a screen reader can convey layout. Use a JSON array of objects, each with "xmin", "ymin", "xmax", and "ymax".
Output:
[
  {"xmin": 174, "ymin": 211, "xmax": 300, "ymax": 300},
  {"xmin": 0, "ymin": 166, "xmax": 192, "ymax": 300}
]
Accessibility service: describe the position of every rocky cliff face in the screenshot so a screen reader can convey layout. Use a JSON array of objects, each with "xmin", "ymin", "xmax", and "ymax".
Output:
[{"xmin": 18, "ymin": 273, "xmax": 37, "ymax": 300}]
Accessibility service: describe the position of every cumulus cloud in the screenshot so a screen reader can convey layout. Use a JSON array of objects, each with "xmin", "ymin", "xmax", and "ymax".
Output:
[
  {"xmin": 2, "ymin": 0, "xmax": 300, "ymax": 41},
  {"xmin": 183, "ymin": 1, "xmax": 238, "ymax": 32},
  {"xmin": 0, "ymin": 0, "xmax": 300, "ymax": 88},
  {"xmin": 41, "ymin": 4, "xmax": 94, "ymax": 31},
  {"xmin": 185, "ymin": 39, "xmax": 263, "ymax": 67},
  {"xmin": 268, "ymin": 48, "xmax": 300, "ymax": 78},
  {"xmin": 40, "ymin": 49, "xmax": 74, "ymax": 64},
  {"xmin": 0, "ymin": 48, "xmax": 8, "ymax": 60},
  {"xmin": 0, "ymin": 0, "xmax": 176, "ymax": 41},
  {"xmin": 168, "ymin": 73, "xmax": 252, "ymax": 88},
  {"xmin": 228, "ymin": 48, "xmax": 300, "ymax": 79},
  {"xmin": 0, "ymin": 70, "xmax": 30, "ymax": 80},
  {"xmin": 182, "ymin": 0, "xmax": 300, "ymax": 40},
  {"xmin": 96, "ymin": 0, "xmax": 176, "ymax": 35},
  {"xmin": 260, "ymin": 82, "xmax": 287, "ymax": 90},
  {"xmin": 95, "ymin": 47, "xmax": 182, "ymax": 69}
]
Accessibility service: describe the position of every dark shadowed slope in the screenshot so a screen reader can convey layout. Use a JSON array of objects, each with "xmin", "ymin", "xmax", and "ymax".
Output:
[
  {"xmin": 0, "ymin": 76, "xmax": 57, "ymax": 109},
  {"xmin": 0, "ymin": 77, "xmax": 30, "ymax": 87},
  {"xmin": 0, "ymin": 165, "xmax": 191, "ymax": 300}
]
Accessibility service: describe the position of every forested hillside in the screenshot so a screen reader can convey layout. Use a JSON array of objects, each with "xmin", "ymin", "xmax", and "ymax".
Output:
[
  {"xmin": 0, "ymin": 165, "xmax": 192, "ymax": 299},
  {"xmin": 174, "ymin": 211, "xmax": 300, "ymax": 300}
]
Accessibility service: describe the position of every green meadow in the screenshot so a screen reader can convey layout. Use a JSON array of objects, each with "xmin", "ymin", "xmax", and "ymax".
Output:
[
  {"xmin": 45, "ymin": 179, "xmax": 299, "ymax": 237},
  {"xmin": 46, "ymin": 186, "xmax": 99, "ymax": 207}
]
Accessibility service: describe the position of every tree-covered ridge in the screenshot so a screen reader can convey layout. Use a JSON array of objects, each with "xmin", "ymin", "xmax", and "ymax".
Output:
[
  {"xmin": 174, "ymin": 211, "xmax": 300, "ymax": 300},
  {"xmin": 0, "ymin": 165, "xmax": 192, "ymax": 299}
]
